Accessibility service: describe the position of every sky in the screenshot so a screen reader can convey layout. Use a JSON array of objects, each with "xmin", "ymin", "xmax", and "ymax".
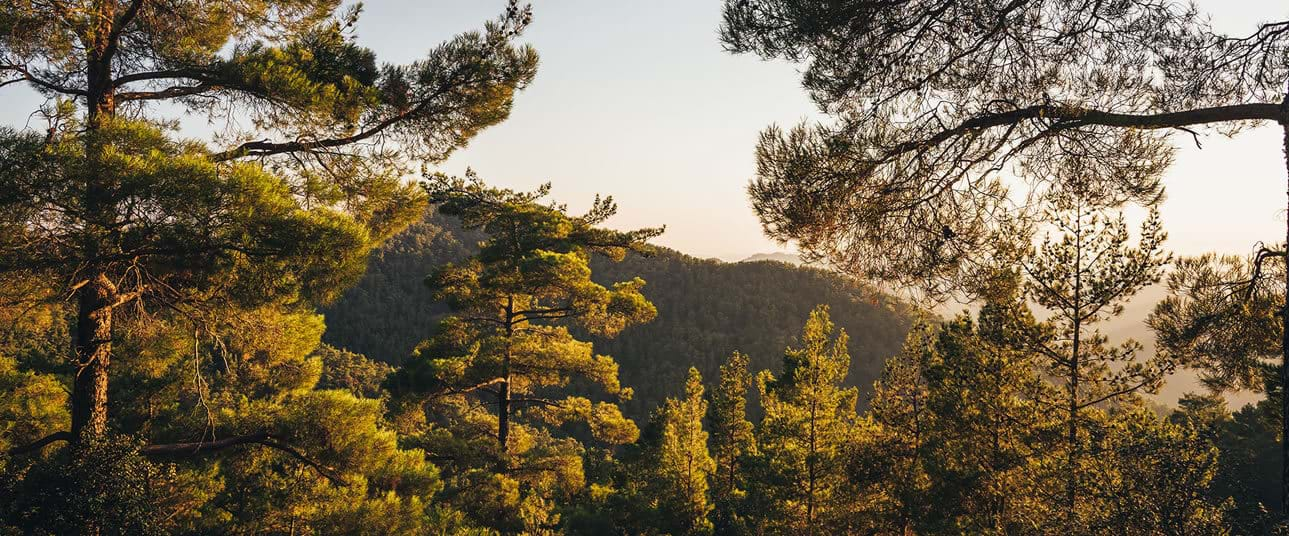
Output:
[
  {"xmin": 363, "ymin": 0, "xmax": 1286, "ymax": 262},
  {"xmin": 362, "ymin": 0, "xmax": 823, "ymax": 261},
  {"xmin": 0, "ymin": 1, "xmax": 1282, "ymax": 261}
]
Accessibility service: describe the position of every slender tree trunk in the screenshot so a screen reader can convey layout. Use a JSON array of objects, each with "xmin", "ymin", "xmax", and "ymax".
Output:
[
  {"xmin": 1279, "ymin": 116, "xmax": 1289, "ymax": 519},
  {"xmin": 497, "ymin": 296, "xmax": 514, "ymax": 469},
  {"xmin": 497, "ymin": 379, "xmax": 510, "ymax": 449},
  {"xmin": 1066, "ymin": 360, "xmax": 1079, "ymax": 522},
  {"xmin": 806, "ymin": 395, "xmax": 817, "ymax": 536},
  {"xmin": 1066, "ymin": 217, "xmax": 1083, "ymax": 527}
]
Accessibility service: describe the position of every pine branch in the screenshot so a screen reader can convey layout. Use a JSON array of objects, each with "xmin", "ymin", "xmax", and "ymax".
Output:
[
  {"xmin": 6, "ymin": 431, "xmax": 73, "ymax": 455},
  {"xmin": 140, "ymin": 431, "xmax": 346, "ymax": 485}
]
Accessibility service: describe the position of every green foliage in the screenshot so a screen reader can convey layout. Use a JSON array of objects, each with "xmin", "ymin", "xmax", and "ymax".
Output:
[
  {"xmin": 1174, "ymin": 393, "xmax": 1284, "ymax": 532},
  {"xmin": 1150, "ymin": 254, "xmax": 1284, "ymax": 393},
  {"xmin": 863, "ymin": 298, "xmax": 1058, "ymax": 534},
  {"xmin": 0, "ymin": 355, "xmax": 67, "ymax": 469},
  {"xmin": 1084, "ymin": 404, "xmax": 1230, "ymax": 535},
  {"xmin": 389, "ymin": 174, "xmax": 658, "ymax": 533},
  {"xmin": 0, "ymin": 119, "xmax": 376, "ymax": 306},
  {"xmin": 708, "ymin": 352, "xmax": 757, "ymax": 533},
  {"xmin": 750, "ymin": 305, "xmax": 859, "ymax": 534},
  {"xmin": 860, "ymin": 298, "xmax": 1233, "ymax": 535},
  {"xmin": 1017, "ymin": 188, "xmax": 1173, "ymax": 527},
  {"xmin": 0, "ymin": 0, "xmax": 540, "ymax": 530},
  {"xmin": 315, "ymin": 344, "xmax": 393, "ymax": 398},
  {"xmin": 322, "ymin": 208, "xmax": 913, "ymax": 420},
  {"xmin": 657, "ymin": 369, "xmax": 716, "ymax": 534},
  {"xmin": 634, "ymin": 368, "xmax": 715, "ymax": 535}
]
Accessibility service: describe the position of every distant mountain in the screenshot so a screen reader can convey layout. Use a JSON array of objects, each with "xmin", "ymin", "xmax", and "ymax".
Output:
[
  {"xmin": 321, "ymin": 211, "xmax": 915, "ymax": 420},
  {"xmin": 739, "ymin": 252, "xmax": 803, "ymax": 265}
]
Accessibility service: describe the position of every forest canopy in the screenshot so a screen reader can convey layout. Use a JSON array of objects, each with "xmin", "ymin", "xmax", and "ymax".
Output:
[{"xmin": 0, "ymin": 0, "xmax": 1286, "ymax": 534}]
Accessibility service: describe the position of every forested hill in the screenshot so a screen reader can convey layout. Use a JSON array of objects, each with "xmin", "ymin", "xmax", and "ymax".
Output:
[{"xmin": 321, "ymin": 210, "xmax": 915, "ymax": 419}]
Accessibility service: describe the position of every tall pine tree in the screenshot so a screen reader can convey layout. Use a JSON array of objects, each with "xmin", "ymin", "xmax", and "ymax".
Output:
[
  {"xmin": 388, "ymin": 173, "xmax": 659, "ymax": 532},
  {"xmin": 751, "ymin": 305, "xmax": 858, "ymax": 535},
  {"xmin": 708, "ymin": 351, "xmax": 757, "ymax": 534},
  {"xmin": 0, "ymin": 0, "xmax": 537, "ymax": 454}
]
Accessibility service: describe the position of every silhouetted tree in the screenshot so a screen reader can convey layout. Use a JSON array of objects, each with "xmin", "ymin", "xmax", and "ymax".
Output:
[{"xmin": 720, "ymin": 1, "xmax": 1289, "ymax": 513}]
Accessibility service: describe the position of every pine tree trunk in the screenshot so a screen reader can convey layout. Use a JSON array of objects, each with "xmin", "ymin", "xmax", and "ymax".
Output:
[
  {"xmin": 71, "ymin": 274, "xmax": 114, "ymax": 437},
  {"xmin": 497, "ymin": 296, "xmax": 514, "ymax": 469},
  {"xmin": 70, "ymin": 1, "xmax": 120, "ymax": 441},
  {"xmin": 1279, "ymin": 116, "xmax": 1289, "ymax": 520},
  {"xmin": 1066, "ymin": 215, "xmax": 1084, "ymax": 528},
  {"xmin": 806, "ymin": 398, "xmax": 817, "ymax": 536},
  {"xmin": 498, "ymin": 379, "xmax": 510, "ymax": 452}
]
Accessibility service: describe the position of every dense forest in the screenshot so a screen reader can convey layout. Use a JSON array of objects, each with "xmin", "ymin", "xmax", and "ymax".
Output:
[
  {"xmin": 320, "ymin": 210, "xmax": 912, "ymax": 419},
  {"xmin": 3, "ymin": 0, "xmax": 1289, "ymax": 534}
]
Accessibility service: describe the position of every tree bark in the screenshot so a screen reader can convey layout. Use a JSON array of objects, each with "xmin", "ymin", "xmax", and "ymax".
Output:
[
  {"xmin": 1280, "ymin": 114, "xmax": 1289, "ymax": 520},
  {"xmin": 498, "ymin": 378, "xmax": 511, "ymax": 452},
  {"xmin": 497, "ymin": 295, "xmax": 514, "ymax": 470},
  {"xmin": 1066, "ymin": 210, "xmax": 1083, "ymax": 527},
  {"xmin": 71, "ymin": 273, "xmax": 115, "ymax": 437},
  {"xmin": 69, "ymin": 1, "xmax": 121, "ymax": 442},
  {"xmin": 141, "ymin": 431, "xmax": 345, "ymax": 485}
]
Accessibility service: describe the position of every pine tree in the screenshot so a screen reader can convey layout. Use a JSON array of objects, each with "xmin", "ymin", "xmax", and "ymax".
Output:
[
  {"xmin": 708, "ymin": 351, "xmax": 757, "ymax": 534},
  {"xmin": 388, "ymin": 173, "xmax": 659, "ymax": 531},
  {"xmin": 866, "ymin": 290, "xmax": 1229, "ymax": 535},
  {"xmin": 720, "ymin": 0, "xmax": 1289, "ymax": 518},
  {"xmin": 1021, "ymin": 185, "xmax": 1172, "ymax": 528},
  {"xmin": 0, "ymin": 0, "xmax": 537, "ymax": 456},
  {"xmin": 639, "ymin": 367, "xmax": 715, "ymax": 535},
  {"xmin": 751, "ymin": 305, "xmax": 858, "ymax": 535},
  {"xmin": 867, "ymin": 291, "xmax": 1059, "ymax": 534},
  {"xmin": 1083, "ymin": 404, "xmax": 1230, "ymax": 535}
]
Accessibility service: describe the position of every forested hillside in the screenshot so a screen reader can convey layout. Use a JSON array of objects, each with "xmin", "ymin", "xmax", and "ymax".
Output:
[
  {"xmin": 322, "ymin": 210, "xmax": 914, "ymax": 418},
  {"xmin": 6, "ymin": 0, "xmax": 1289, "ymax": 533}
]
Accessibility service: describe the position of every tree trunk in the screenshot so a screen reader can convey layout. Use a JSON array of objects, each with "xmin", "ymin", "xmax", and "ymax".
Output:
[
  {"xmin": 70, "ymin": 1, "xmax": 120, "ymax": 441},
  {"xmin": 1066, "ymin": 222, "xmax": 1083, "ymax": 527},
  {"xmin": 1280, "ymin": 117, "xmax": 1289, "ymax": 520},
  {"xmin": 497, "ymin": 378, "xmax": 510, "ymax": 451},
  {"xmin": 806, "ymin": 388, "xmax": 817, "ymax": 536},
  {"xmin": 71, "ymin": 274, "xmax": 115, "ymax": 437},
  {"xmin": 497, "ymin": 296, "xmax": 514, "ymax": 469}
]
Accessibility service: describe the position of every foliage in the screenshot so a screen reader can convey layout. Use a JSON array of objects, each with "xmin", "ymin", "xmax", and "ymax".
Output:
[
  {"xmin": 708, "ymin": 352, "xmax": 757, "ymax": 533},
  {"xmin": 613, "ymin": 368, "xmax": 716, "ymax": 536},
  {"xmin": 1175, "ymin": 393, "xmax": 1284, "ymax": 532},
  {"xmin": 315, "ymin": 344, "xmax": 393, "ymax": 398},
  {"xmin": 387, "ymin": 174, "xmax": 658, "ymax": 533},
  {"xmin": 863, "ymin": 297, "xmax": 1058, "ymax": 534},
  {"xmin": 1151, "ymin": 254, "xmax": 1284, "ymax": 393},
  {"xmin": 4, "ymin": 434, "xmax": 173, "ymax": 535},
  {"xmin": 720, "ymin": 2, "xmax": 1289, "ymax": 520},
  {"xmin": 322, "ymin": 208, "xmax": 913, "ymax": 419},
  {"xmin": 749, "ymin": 305, "xmax": 860, "ymax": 534},
  {"xmin": 718, "ymin": 0, "xmax": 1281, "ymax": 294},
  {"xmin": 0, "ymin": 1, "xmax": 537, "ymax": 531},
  {"xmin": 1016, "ymin": 187, "xmax": 1173, "ymax": 527}
]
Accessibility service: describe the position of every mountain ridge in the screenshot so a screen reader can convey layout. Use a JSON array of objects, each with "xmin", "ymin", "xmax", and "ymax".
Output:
[{"xmin": 320, "ymin": 211, "xmax": 915, "ymax": 419}]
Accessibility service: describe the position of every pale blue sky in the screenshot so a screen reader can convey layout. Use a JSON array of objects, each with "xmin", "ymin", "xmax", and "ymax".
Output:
[
  {"xmin": 397, "ymin": 0, "xmax": 1289, "ymax": 261},
  {"xmin": 334, "ymin": 0, "xmax": 1289, "ymax": 261},
  {"xmin": 0, "ymin": 1, "xmax": 1284, "ymax": 262},
  {"xmin": 365, "ymin": 0, "xmax": 822, "ymax": 260}
]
